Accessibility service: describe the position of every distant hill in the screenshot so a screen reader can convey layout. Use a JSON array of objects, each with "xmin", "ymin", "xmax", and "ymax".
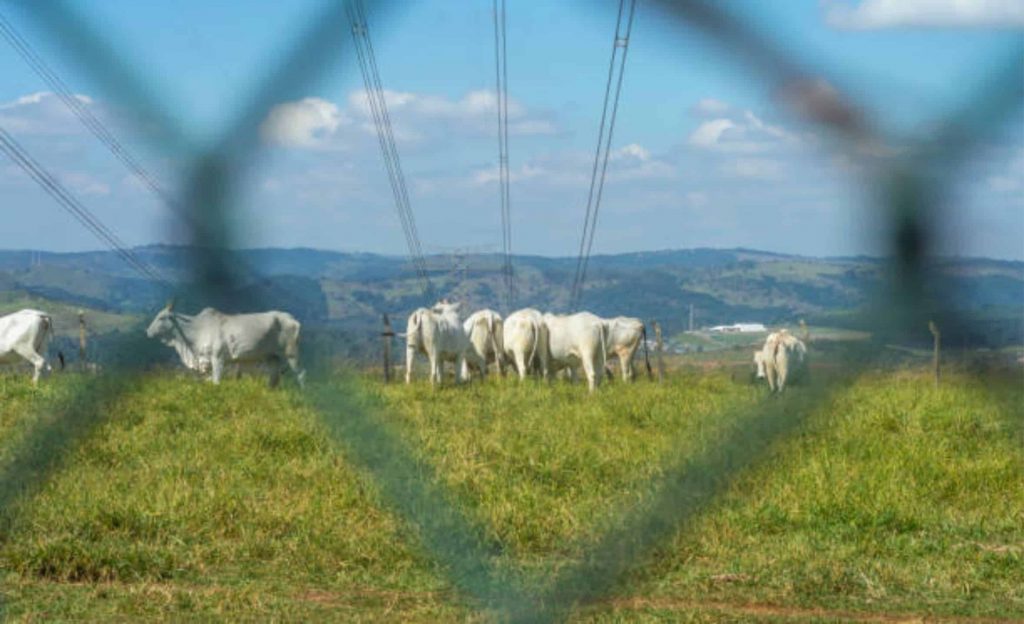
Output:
[{"xmin": 1, "ymin": 246, "xmax": 1021, "ymax": 350}]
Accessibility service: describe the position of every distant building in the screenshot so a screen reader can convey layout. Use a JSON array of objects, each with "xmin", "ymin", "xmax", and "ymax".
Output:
[{"xmin": 708, "ymin": 323, "xmax": 767, "ymax": 334}]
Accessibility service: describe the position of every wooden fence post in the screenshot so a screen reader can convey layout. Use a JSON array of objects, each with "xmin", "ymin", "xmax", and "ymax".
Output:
[
  {"xmin": 653, "ymin": 321, "xmax": 664, "ymax": 383},
  {"xmin": 929, "ymin": 320, "xmax": 940, "ymax": 388},
  {"xmin": 381, "ymin": 314, "xmax": 395, "ymax": 383},
  {"xmin": 78, "ymin": 309, "xmax": 87, "ymax": 370}
]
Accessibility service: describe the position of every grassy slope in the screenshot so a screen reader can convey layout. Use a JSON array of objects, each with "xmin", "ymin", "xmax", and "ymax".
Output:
[
  {"xmin": 0, "ymin": 293, "xmax": 139, "ymax": 338},
  {"xmin": 0, "ymin": 368, "xmax": 1021, "ymax": 621}
]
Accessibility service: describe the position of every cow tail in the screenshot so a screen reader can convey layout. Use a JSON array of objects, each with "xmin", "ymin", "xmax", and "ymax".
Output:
[
  {"xmin": 285, "ymin": 317, "xmax": 301, "ymax": 361},
  {"xmin": 526, "ymin": 318, "xmax": 540, "ymax": 371},
  {"xmin": 409, "ymin": 310, "xmax": 423, "ymax": 347},
  {"xmin": 641, "ymin": 323, "xmax": 653, "ymax": 380},
  {"xmin": 488, "ymin": 315, "xmax": 501, "ymax": 362},
  {"xmin": 38, "ymin": 314, "xmax": 54, "ymax": 353}
]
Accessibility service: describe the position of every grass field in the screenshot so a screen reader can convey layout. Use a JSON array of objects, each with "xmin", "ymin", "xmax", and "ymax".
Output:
[{"xmin": 0, "ymin": 364, "xmax": 1021, "ymax": 621}]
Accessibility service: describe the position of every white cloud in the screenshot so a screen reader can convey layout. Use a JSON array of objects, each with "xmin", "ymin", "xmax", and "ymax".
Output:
[
  {"xmin": 260, "ymin": 97, "xmax": 347, "ymax": 148},
  {"xmin": 688, "ymin": 118, "xmax": 739, "ymax": 149},
  {"xmin": 825, "ymin": 0, "xmax": 1024, "ymax": 29},
  {"xmin": 264, "ymin": 88, "xmax": 558, "ymax": 151},
  {"xmin": 611, "ymin": 143, "xmax": 651, "ymax": 162},
  {"xmin": 466, "ymin": 142, "xmax": 672, "ymax": 189},
  {"xmin": 346, "ymin": 89, "xmax": 500, "ymax": 120},
  {"xmin": 691, "ymin": 98, "xmax": 732, "ymax": 117},
  {"xmin": 688, "ymin": 109, "xmax": 800, "ymax": 153},
  {"xmin": 0, "ymin": 91, "xmax": 91, "ymax": 110},
  {"xmin": 0, "ymin": 91, "xmax": 96, "ymax": 135}
]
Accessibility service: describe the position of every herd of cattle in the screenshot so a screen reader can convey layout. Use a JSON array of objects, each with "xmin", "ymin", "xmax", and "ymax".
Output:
[
  {"xmin": 0, "ymin": 302, "xmax": 808, "ymax": 392},
  {"xmin": 404, "ymin": 300, "xmax": 649, "ymax": 391}
]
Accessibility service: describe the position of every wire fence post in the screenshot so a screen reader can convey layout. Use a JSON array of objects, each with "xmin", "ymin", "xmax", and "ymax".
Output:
[
  {"xmin": 929, "ymin": 320, "xmax": 941, "ymax": 388},
  {"xmin": 381, "ymin": 313, "xmax": 394, "ymax": 383},
  {"xmin": 653, "ymin": 320, "xmax": 664, "ymax": 383}
]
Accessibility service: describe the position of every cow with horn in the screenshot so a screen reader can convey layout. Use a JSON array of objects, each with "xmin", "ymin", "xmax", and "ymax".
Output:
[{"xmin": 146, "ymin": 300, "xmax": 305, "ymax": 387}]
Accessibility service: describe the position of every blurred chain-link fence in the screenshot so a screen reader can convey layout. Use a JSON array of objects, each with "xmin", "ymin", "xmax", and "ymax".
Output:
[{"xmin": 0, "ymin": 0, "xmax": 1021, "ymax": 621}]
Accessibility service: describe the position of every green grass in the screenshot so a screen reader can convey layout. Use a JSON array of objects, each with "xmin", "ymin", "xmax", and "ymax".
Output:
[{"xmin": 0, "ymin": 365, "xmax": 1021, "ymax": 621}]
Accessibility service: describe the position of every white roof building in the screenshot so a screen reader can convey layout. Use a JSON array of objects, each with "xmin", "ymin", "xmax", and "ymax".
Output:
[{"xmin": 708, "ymin": 323, "xmax": 767, "ymax": 333}]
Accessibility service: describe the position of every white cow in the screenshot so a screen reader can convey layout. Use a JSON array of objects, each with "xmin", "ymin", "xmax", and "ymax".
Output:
[
  {"xmin": 0, "ymin": 309, "xmax": 54, "ymax": 384},
  {"xmin": 461, "ymin": 309, "xmax": 504, "ymax": 380},
  {"xmin": 602, "ymin": 316, "xmax": 651, "ymax": 382},
  {"xmin": 543, "ymin": 312, "xmax": 608, "ymax": 392},
  {"xmin": 405, "ymin": 300, "xmax": 470, "ymax": 386},
  {"xmin": 754, "ymin": 329, "xmax": 807, "ymax": 393},
  {"xmin": 502, "ymin": 308, "xmax": 549, "ymax": 381},
  {"xmin": 146, "ymin": 303, "xmax": 305, "ymax": 387}
]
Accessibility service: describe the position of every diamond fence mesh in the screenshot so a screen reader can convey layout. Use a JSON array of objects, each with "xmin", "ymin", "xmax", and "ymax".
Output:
[{"xmin": 0, "ymin": 0, "xmax": 1021, "ymax": 621}]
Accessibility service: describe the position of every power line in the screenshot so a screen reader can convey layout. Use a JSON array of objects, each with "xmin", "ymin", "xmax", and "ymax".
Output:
[
  {"xmin": 0, "ymin": 10, "xmax": 344, "ymax": 306},
  {"xmin": 0, "ymin": 11, "xmax": 174, "ymax": 209},
  {"xmin": 492, "ymin": 0, "xmax": 515, "ymax": 311},
  {"xmin": 0, "ymin": 126, "xmax": 169, "ymax": 287},
  {"xmin": 569, "ymin": 0, "xmax": 636, "ymax": 311},
  {"xmin": 348, "ymin": 0, "xmax": 433, "ymax": 298}
]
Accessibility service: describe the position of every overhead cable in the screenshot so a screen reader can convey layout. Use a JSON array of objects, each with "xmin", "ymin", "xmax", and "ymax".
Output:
[
  {"xmin": 569, "ymin": 0, "xmax": 636, "ymax": 310},
  {"xmin": 348, "ymin": 0, "xmax": 433, "ymax": 297},
  {"xmin": 492, "ymin": 0, "xmax": 515, "ymax": 310},
  {"xmin": 0, "ymin": 126, "xmax": 170, "ymax": 287}
]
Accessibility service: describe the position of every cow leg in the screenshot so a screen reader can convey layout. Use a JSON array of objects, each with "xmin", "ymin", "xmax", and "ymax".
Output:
[
  {"xmin": 14, "ymin": 347, "xmax": 46, "ymax": 386},
  {"xmin": 405, "ymin": 347, "xmax": 416, "ymax": 385},
  {"xmin": 776, "ymin": 359, "xmax": 788, "ymax": 393},
  {"xmin": 268, "ymin": 360, "xmax": 281, "ymax": 389},
  {"xmin": 286, "ymin": 355, "xmax": 306, "ymax": 388},
  {"xmin": 582, "ymin": 355, "xmax": 598, "ymax": 393},
  {"xmin": 211, "ymin": 358, "xmax": 224, "ymax": 385},
  {"xmin": 539, "ymin": 351, "xmax": 550, "ymax": 382},
  {"xmin": 455, "ymin": 355, "xmax": 466, "ymax": 384},
  {"xmin": 460, "ymin": 358, "xmax": 471, "ymax": 382},
  {"xmin": 429, "ymin": 353, "xmax": 440, "ymax": 387}
]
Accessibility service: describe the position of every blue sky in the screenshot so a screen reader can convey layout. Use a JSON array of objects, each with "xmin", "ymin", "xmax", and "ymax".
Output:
[{"xmin": 0, "ymin": 0, "xmax": 1021, "ymax": 259}]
